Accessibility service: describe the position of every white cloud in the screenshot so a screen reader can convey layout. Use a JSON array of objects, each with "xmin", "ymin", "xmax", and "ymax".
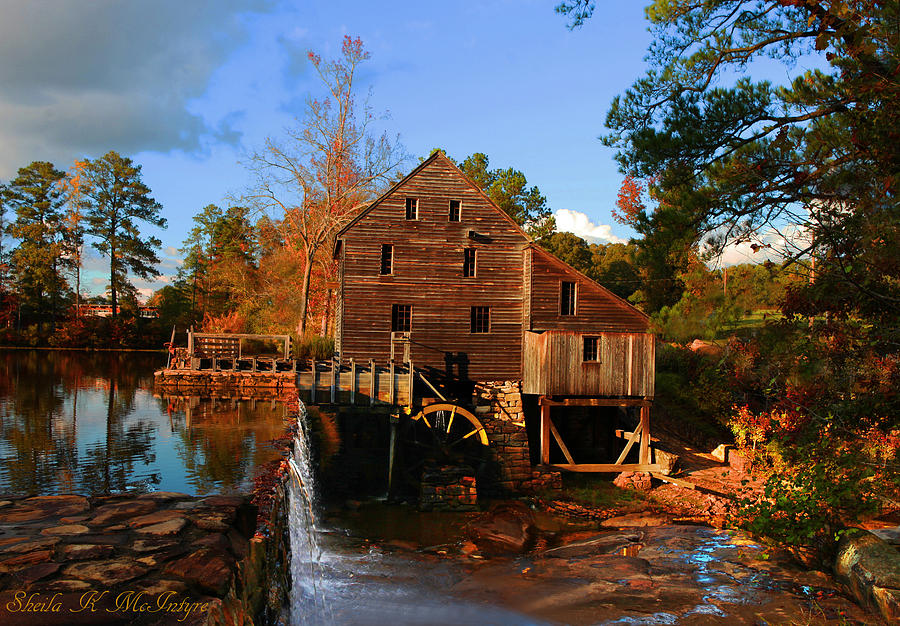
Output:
[
  {"xmin": 0, "ymin": 0, "xmax": 274, "ymax": 177},
  {"xmin": 710, "ymin": 224, "xmax": 813, "ymax": 267},
  {"xmin": 554, "ymin": 209, "xmax": 626, "ymax": 244}
]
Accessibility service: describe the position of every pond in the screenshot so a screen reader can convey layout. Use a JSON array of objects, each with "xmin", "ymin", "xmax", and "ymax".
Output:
[{"xmin": 0, "ymin": 349, "xmax": 289, "ymax": 496}]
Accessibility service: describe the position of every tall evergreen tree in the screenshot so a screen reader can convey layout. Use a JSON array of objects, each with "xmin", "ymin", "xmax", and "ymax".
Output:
[
  {"xmin": 79, "ymin": 152, "xmax": 166, "ymax": 317},
  {"xmin": 3, "ymin": 161, "xmax": 70, "ymax": 322}
]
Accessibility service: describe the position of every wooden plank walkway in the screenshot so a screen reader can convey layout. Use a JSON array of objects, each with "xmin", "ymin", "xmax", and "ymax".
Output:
[{"xmin": 155, "ymin": 359, "xmax": 413, "ymax": 407}]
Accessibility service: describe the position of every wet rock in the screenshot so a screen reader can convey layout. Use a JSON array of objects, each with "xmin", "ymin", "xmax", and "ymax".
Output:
[
  {"xmin": 59, "ymin": 515, "xmax": 90, "ymax": 523},
  {"xmin": 0, "ymin": 549, "xmax": 53, "ymax": 572},
  {"xmin": 467, "ymin": 502, "xmax": 536, "ymax": 554},
  {"xmin": 202, "ymin": 495, "xmax": 245, "ymax": 508},
  {"xmin": 835, "ymin": 528, "xmax": 900, "ymax": 621},
  {"xmin": 600, "ymin": 513, "xmax": 670, "ymax": 528},
  {"xmin": 61, "ymin": 544, "xmax": 115, "ymax": 561},
  {"xmin": 135, "ymin": 517, "xmax": 188, "ymax": 537},
  {"xmin": 128, "ymin": 510, "xmax": 185, "ymax": 529},
  {"xmin": 192, "ymin": 533, "xmax": 231, "ymax": 553},
  {"xmin": 871, "ymin": 526, "xmax": 900, "ymax": 547},
  {"xmin": 194, "ymin": 514, "xmax": 230, "ymax": 532},
  {"xmin": 137, "ymin": 491, "xmax": 191, "ymax": 502},
  {"xmin": 542, "ymin": 533, "xmax": 644, "ymax": 559},
  {"xmin": 23, "ymin": 495, "xmax": 90, "ymax": 517},
  {"xmin": 16, "ymin": 562, "xmax": 61, "ymax": 584},
  {"xmin": 227, "ymin": 529, "xmax": 248, "ymax": 560},
  {"xmin": 131, "ymin": 538, "xmax": 179, "ymax": 553},
  {"xmin": 62, "ymin": 558, "xmax": 148, "ymax": 586},
  {"xmin": 0, "ymin": 501, "xmax": 11, "ymax": 508},
  {"xmin": 2, "ymin": 537, "xmax": 60, "ymax": 553},
  {"xmin": 44, "ymin": 578, "xmax": 93, "ymax": 592},
  {"xmin": 89, "ymin": 500, "xmax": 157, "ymax": 526},
  {"xmin": 0, "ymin": 507, "xmax": 51, "ymax": 523},
  {"xmin": 40, "ymin": 524, "xmax": 89, "ymax": 536},
  {"xmin": 164, "ymin": 548, "xmax": 234, "ymax": 596},
  {"xmin": 133, "ymin": 578, "xmax": 188, "ymax": 595}
]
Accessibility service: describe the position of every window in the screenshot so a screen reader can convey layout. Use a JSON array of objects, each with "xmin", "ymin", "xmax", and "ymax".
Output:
[
  {"xmin": 449, "ymin": 199, "xmax": 461, "ymax": 222},
  {"xmin": 405, "ymin": 197, "xmax": 418, "ymax": 220},
  {"xmin": 583, "ymin": 336, "xmax": 599, "ymax": 362},
  {"xmin": 380, "ymin": 244, "xmax": 393, "ymax": 275},
  {"xmin": 391, "ymin": 304, "xmax": 411, "ymax": 332},
  {"xmin": 463, "ymin": 248, "xmax": 476, "ymax": 277},
  {"xmin": 561, "ymin": 281, "xmax": 576, "ymax": 316},
  {"xmin": 470, "ymin": 306, "xmax": 490, "ymax": 333}
]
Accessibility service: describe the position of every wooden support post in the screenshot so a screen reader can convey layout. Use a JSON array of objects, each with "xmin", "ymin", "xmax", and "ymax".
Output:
[
  {"xmin": 350, "ymin": 359, "xmax": 356, "ymax": 405},
  {"xmin": 330, "ymin": 357, "xmax": 337, "ymax": 404},
  {"xmin": 310, "ymin": 361, "xmax": 317, "ymax": 404},
  {"xmin": 369, "ymin": 359, "xmax": 376, "ymax": 406},
  {"xmin": 540, "ymin": 400, "xmax": 551, "ymax": 465},
  {"xmin": 639, "ymin": 404, "xmax": 651, "ymax": 465},
  {"xmin": 407, "ymin": 360, "xmax": 414, "ymax": 408},
  {"xmin": 389, "ymin": 361, "xmax": 395, "ymax": 405}
]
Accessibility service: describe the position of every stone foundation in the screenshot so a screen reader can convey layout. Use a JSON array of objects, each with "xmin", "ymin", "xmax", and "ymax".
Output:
[
  {"xmin": 472, "ymin": 381, "xmax": 561, "ymax": 496},
  {"xmin": 419, "ymin": 465, "xmax": 478, "ymax": 512}
]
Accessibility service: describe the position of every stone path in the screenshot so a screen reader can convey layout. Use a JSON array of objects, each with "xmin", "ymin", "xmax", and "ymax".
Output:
[{"xmin": 0, "ymin": 493, "xmax": 252, "ymax": 625}]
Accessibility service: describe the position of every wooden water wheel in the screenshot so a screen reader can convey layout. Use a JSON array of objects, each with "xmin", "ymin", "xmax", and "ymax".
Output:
[{"xmin": 394, "ymin": 402, "xmax": 490, "ymax": 495}]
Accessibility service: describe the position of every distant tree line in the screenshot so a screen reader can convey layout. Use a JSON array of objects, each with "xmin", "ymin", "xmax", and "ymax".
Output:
[{"xmin": 0, "ymin": 152, "xmax": 167, "ymax": 348}]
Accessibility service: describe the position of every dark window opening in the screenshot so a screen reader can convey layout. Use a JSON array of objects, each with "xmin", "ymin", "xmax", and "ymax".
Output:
[
  {"xmin": 463, "ymin": 248, "xmax": 476, "ymax": 277},
  {"xmin": 380, "ymin": 244, "xmax": 393, "ymax": 275},
  {"xmin": 583, "ymin": 336, "xmax": 599, "ymax": 362},
  {"xmin": 391, "ymin": 304, "xmax": 411, "ymax": 332},
  {"xmin": 405, "ymin": 197, "xmax": 418, "ymax": 220},
  {"xmin": 470, "ymin": 306, "xmax": 490, "ymax": 333},
  {"xmin": 449, "ymin": 199, "xmax": 461, "ymax": 221},
  {"xmin": 561, "ymin": 281, "xmax": 576, "ymax": 316}
]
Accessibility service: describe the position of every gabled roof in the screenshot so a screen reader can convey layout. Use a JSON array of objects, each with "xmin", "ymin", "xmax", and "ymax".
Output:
[
  {"xmin": 529, "ymin": 243, "xmax": 650, "ymax": 324},
  {"xmin": 335, "ymin": 151, "xmax": 533, "ymax": 242}
]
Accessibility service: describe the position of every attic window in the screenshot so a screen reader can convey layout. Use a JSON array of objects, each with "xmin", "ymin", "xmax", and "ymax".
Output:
[
  {"xmin": 380, "ymin": 244, "xmax": 393, "ymax": 275},
  {"xmin": 463, "ymin": 248, "xmax": 476, "ymax": 277},
  {"xmin": 583, "ymin": 336, "xmax": 599, "ymax": 362},
  {"xmin": 561, "ymin": 281, "xmax": 576, "ymax": 316},
  {"xmin": 405, "ymin": 198, "xmax": 418, "ymax": 220},
  {"xmin": 449, "ymin": 199, "xmax": 461, "ymax": 222}
]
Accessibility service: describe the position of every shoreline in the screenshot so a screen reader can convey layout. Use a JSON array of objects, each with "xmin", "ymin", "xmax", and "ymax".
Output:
[{"xmin": 0, "ymin": 346, "xmax": 166, "ymax": 353}]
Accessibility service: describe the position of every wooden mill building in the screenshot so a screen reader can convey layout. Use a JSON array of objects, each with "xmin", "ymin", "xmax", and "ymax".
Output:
[{"xmin": 333, "ymin": 151, "xmax": 658, "ymax": 474}]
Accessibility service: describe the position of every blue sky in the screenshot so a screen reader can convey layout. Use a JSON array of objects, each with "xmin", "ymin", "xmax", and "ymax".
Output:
[{"xmin": 0, "ymin": 1, "xmax": 813, "ymax": 298}]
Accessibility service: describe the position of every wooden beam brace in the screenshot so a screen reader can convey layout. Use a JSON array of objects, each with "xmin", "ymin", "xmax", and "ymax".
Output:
[
  {"xmin": 552, "ymin": 463, "xmax": 662, "ymax": 473},
  {"xmin": 549, "ymin": 418, "xmax": 575, "ymax": 465},
  {"xmin": 539, "ymin": 397, "xmax": 651, "ymax": 407},
  {"xmin": 614, "ymin": 421, "xmax": 642, "ymax": 465}
]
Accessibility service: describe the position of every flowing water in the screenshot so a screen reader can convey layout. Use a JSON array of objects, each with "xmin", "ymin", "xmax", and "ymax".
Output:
[{"xmin": 288, "ymin": 400, "xmax": 542, "ymax": 625}]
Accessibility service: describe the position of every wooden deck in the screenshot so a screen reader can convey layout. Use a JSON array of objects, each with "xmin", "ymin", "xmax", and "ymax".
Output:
[{"xmin": 155, "ymin": 358, "xmax": 413, "ymax": 407}]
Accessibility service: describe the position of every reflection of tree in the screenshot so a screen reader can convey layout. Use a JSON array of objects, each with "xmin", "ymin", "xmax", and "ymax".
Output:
[
  {"xmin": 168, "ymin": 397, "xmax": 287, "ymax": 494},
  {"xmin": 77, "ymin": 376, "xmax": 158, "ymax": 493},
  {"xmin": 0, "ymin": 350, "xmax": 162, "ymax": 494}
]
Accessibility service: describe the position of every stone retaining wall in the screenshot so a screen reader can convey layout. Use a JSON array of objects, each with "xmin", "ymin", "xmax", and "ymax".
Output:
[
  {"xmin": 473, "ymin": 381, "xmax": 561, "ymax": 496},
  {"xmin": 419, "ymin": 465, "xmax": 478, "ymax": 512}
]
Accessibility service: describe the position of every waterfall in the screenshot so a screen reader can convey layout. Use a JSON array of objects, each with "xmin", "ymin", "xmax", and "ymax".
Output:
[{"xmin": 287, "ymin": 400, "xmax": 331, "ymax": 624}]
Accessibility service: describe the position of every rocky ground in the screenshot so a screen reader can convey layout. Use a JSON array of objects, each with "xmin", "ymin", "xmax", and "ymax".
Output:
[{"xmin": 0, "ymin": 492, "xmax": 253, "ymax": 625}]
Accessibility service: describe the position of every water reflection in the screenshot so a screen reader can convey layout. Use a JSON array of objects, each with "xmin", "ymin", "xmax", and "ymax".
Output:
[{"xmin": 0, "ymin": 350, "xmax": 287, "ymax": 496}]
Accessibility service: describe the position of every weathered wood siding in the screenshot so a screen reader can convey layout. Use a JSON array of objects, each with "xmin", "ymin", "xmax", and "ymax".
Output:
[
  {"xmin": 523, "ymin": 330, "xmax": 655, "ymax": 397},
  {"xmin": 338, "ymin": 153, "xmax": 530, "ymax": 380},
  {"xmin": 529, "ymin": 246, "xmax": 649, "ymax": 333}
]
